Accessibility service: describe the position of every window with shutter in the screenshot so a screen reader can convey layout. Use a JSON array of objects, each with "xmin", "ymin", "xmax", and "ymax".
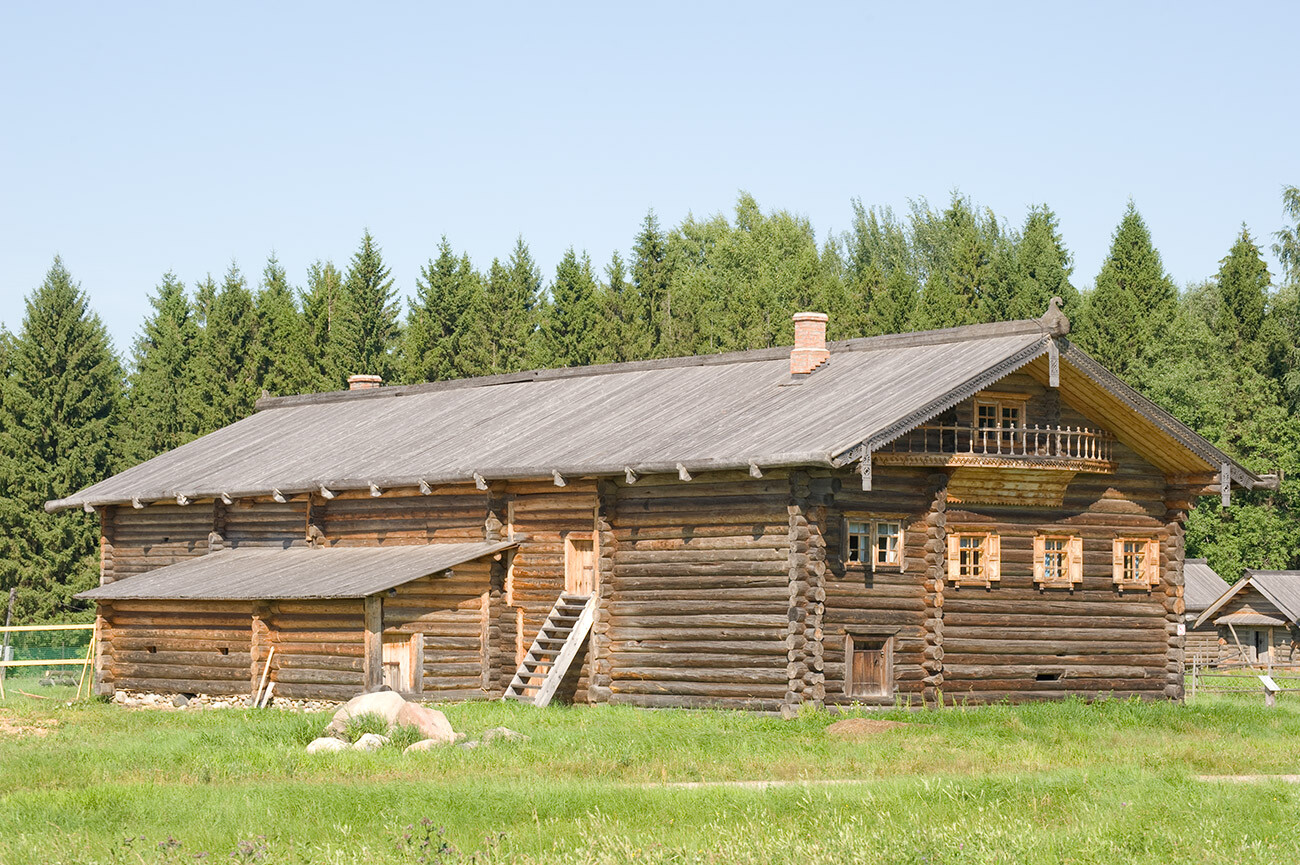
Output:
[
  {"xmin": 1034, "ymin": 534, "xmax": 1083, "ymax": 588},
  {"xmin": 1113, "ymin": 538, "xmax": 1159, "ymax": 589},
  {"xmin": 947, "ymin": 532, "xmax": 1000, "ymax": 587}
]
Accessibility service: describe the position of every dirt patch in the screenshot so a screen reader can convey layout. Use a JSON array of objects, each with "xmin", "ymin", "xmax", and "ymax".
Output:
[
  {"xmin": 0, "ymin": 709, "xmax": 58, "ymax": 738},
  {"xmin": 825, "ymin": 718, "xmax": 908, "ymax": 739}
]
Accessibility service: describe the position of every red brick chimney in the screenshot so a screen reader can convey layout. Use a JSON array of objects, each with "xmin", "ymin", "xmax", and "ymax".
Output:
[
  {"xmin": 347, "ymin": 374, "xmax": 383, "ymax": 391},
  {"xmin": 790, "ymin": 312, "xmax": 829, "ymax": 375}
]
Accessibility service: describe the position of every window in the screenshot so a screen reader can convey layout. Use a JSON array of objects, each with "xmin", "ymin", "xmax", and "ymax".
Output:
[
  {"xmin": 1034, "ymin": 535, "xmax": 1083, "ymax": 588},
  {"xmin": 946, "ymin": 532, "xmax": 1001, "ymax": 587},
  {"xmin": 1112, "ymin": 538, "xmax": 1159, "ymax": 588},
  {"xmin": 845, "ymin": 518, "xmax": 905, "ymax": 570},
  {"xmin": 974, "ymin": 392, "xmax": 1027, "ymax": 452},
  {"xmin": 845, "ymin": 634, "xmax": 893, "ymax": 697}
]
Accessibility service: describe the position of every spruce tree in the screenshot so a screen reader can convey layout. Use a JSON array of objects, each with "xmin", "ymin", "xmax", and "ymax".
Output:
[
  {"xmin": 540, "ymin": 247, "xmax": 601, "ymax": 367},
  {"xmin": 481, "ymin": 237, "xmax": 542, "ymax": 373},
  {"xmin": 301, "ymin": 260, "xmax": 343, "ymax": 389},
  {"xmin": 630, "ymin": 211, "xmax": 671, "ymax": 357},
  {"xmin": 403, "ymin": 238, "xmax": 487, "ymax": 382},
  {"xmin": 912, "ymin": 195, "xmax": 991, "ymax": 330},
  {"xmin": 1213, "ymin": 228, "xmax": 1271, "ymax": 349},
  {"xmin": 1007, "ymin": 206, "xmax": 1078, "ymax": 321},
  {"xmin": 1077, "ymin": 202, "xmax": 1176, "ymax": 378},
  {"xmin": 121, "ymin": 272, "xmax": 199, "ymax": 464},
  {"xmin": 593, "ymin": 251, "xmax": 634, "ymax": 363},
  {"xmin": 333, "ymin": 231, "xmax": 400, "ymax": 385},
  {"xmin": 254, "ymin": 256, "xmax": 312, "ymax": 396},
  {"xmin": 0, "ymin": 258, "xmax": 121, "ymax": 620},
  {"xmin": 185, "ymin": 263, "xmax": 258, "ymax": 433}
]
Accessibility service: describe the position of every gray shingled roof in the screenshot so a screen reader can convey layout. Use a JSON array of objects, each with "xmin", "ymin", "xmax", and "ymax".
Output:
[
  {"xmin": 75, "ymin": 541, "xmax": 517, "ymax": 601},
  {"xmin": 46, "ymin": 314, "xmax": 1255, "ymax": 511},
  {"xmin": 1184, "ymin": 559, "xmax": 1231, "ymax": 613},
  {"xmin": 1245, "ymin": 571, "xmax": 1300, "ymax": 623}
]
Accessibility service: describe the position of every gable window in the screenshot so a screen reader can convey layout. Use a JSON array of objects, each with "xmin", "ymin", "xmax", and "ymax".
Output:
[
  {"xmin": 946, "ymin": 532, "xmax": 1000, "ymax": 587},
  {"xmin": 1113, "ymin": 538, "xmax": 1159, "ymax": 589},
  {"xmin": 845, "ymin": 518, "xmax": 905, "ymax": 570},
  {"xmin": 974, "ymin": 392, "xmax": 1027, "ymax": 453},
  {"xmin": 1034, "ymin": 535, "xmax": 1083, "ymax": 588},
  {"xmin": 845, "ymin": 634, "xmax": 893, "ymax": 697}
]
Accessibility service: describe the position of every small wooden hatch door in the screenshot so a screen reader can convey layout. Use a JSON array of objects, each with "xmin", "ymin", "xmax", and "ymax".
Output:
[
  {"xmin": 846, "ymin": 634, "xmax": 893, "ymax": 697},
  {"xmin": 382, "ymin": 634, "xmax": 417, "ymax": 692},
  {"xmin": 564, "ymin": 533, "xmax": 596, "ymax": 596}
]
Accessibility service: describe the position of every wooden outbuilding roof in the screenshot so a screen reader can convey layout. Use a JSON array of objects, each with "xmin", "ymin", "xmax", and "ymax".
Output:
[
  {"xmin": 1195, "ymin": 570, "xmax": 1300, "ymax": 629},
  {"xmin": 47, "ymin": 311, "xmax": 1262, "ymax": 512},
  {"xmin": 1183, "ymin": 559, "xmax": 1231, "ymax": 613},
  {"xmin": 75, "ymin": 540, "xmax": 518, "ymax": 601}
]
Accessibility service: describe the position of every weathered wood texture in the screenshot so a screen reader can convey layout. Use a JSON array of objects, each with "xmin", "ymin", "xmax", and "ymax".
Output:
[
  {"xmin": 99, "ymin": 599, "xmax": 254, "ymax": 695},
  {"xmin": 105, "ymin": 503, "xmax": 214, "ymax": 580},
  {"xmin": 270, "ymin": 598, "xmax": 365, "ymax": 700},
  {"xmin": 321, "ymin": 484, "xmax": 486, "ymax": 546},
  {"xmin": 224, "ymin": 498, "xmax": 309, "ymax": 548},
  {"xmin": 604, "ymin": 470, "xmax": 792, "ymax": 711},
  {"xmin": 384, "ymin": 560, "xmax": 494, "ymax": 700},
  {"xmin": 507, "ymin": 482, "xmax": 598, "ymax": 702}
]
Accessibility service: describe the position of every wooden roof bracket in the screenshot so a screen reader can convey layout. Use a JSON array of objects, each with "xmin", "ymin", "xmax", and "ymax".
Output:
[
  {"xmin": 623, "ymin": 467, "xmax": 638, "ymax": 484},
  {"xmin": 473, "ymin": 473, "xmax": 488, "ymax": 491},
  {"xmin": 318, "ymin": 485, "xmax": 336, "ymax": 500},
  {"xmin": 1048, "ymin": 338, "xmax": 1060, "ymax": 388},
  {"xmin": 860, "ymin": 451, "xmax": 873, "ymax": 491},
  {"xmin": 677, "ymin": 463, "xmax": 693, "ymax": 482},
  {"xmin": 368, "ymin": 483, "xmax": 383, "ymax": 498},
  {"xmin": 175, "ymin": 494, "xmax": 190, "ymax": 506},
  {"xmin": 418, "ymin": 479, "xmax": 432, "ymax": 495},
  {"xmin": 552, "ymin": 470, "xmax": 567, "ymax": 487},
  {"xmin": 748, "ymin": 462, "xmax": 763, "ymax": 478}
]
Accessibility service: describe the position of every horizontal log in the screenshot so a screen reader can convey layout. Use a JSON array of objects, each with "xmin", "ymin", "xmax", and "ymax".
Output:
[
  {"xmin": 113, "ymin": 662, "xmax": 248, "ymax": 680},
  {"xmin": 273, "ymin": 668, "xmax": 364, "ymax": 685},
  {"xmin": 609, "ymin": 653, "xmax": 788, "ymax": 670},
  {"xmin": 114, "ymin": 650, "xmax": 250, "ymax": 667},
  {"xmin": 111, "ymin": 677, "xmax": 250, "ymax": 696}
]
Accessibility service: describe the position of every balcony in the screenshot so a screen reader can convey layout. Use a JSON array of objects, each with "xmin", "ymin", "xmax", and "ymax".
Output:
[{"xmin": 874, "ymin": 424, "xmax": 1118, "ymax": 474}]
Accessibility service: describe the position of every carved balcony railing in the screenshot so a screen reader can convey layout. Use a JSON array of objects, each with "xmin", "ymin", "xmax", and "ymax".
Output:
[{"xmin": 874, "ymin": 424, "xmax": 1118, "ymax": 473}]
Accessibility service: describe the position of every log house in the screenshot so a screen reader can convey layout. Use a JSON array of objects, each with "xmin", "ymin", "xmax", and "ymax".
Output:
[{"xmin": 54, "ymin": 301, "xmax": 1273, "ymax": 709}]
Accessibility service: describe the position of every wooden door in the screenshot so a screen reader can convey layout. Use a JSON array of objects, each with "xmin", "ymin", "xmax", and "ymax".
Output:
[
  {"xmin": 847, "ymin": 636, "xmax": 890, "ymax": 697},
  {"xmin": 565, "ymin": 534, "xmax": 596, "ymax": 596},
  {"xmin": 382, "ymin": 634, "xmax": 412, "ymax": 691}
]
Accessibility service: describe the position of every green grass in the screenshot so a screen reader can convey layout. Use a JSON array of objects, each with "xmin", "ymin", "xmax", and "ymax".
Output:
[{"xmin": 1, "ymin": 690, "xmax": 1297, "ymax": 863}]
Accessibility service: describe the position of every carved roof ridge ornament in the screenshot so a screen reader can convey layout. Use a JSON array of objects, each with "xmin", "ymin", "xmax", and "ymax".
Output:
[{"xmin": 1041, "ymin": 296, "xmax": 1070, "ymax": 336}]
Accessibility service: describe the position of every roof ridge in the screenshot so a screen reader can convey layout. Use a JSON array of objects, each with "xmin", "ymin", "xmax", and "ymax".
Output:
[{"xmin": 255, "ymin": 317, "xmax": 1049, "ymax": 412}]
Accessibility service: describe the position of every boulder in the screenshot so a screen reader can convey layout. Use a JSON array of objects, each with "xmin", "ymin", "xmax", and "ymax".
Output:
[
  {"xmin": 324, "ymin": 690, "xmax": 410, "ymax": 738},
  {"xmin": 306, "ymin": 737, "xmax": 349, "ymax": 754},
  {"xmin": 395, "ymin": 702, "xmax": 455, "ymax": 744},
  {"xmin": 481, "ymin": 726, "xmax": 528, "ymax": 744},
  {"xmin": 171, "ymin": 695, "xmax": 189, "ymax": 708},
  {"xmin": 352, "ymin": 733, "xmax": 389, "ymax": 752},
  {"xmin": 403, "ymin": 738, "xmax": 450, "ymax": 754}
]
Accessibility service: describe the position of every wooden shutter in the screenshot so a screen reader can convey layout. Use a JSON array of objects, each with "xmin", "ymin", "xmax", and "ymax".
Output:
[
  {"xmin": 1146, "ymin": 539, "xmax": 1161, "ymax": 586},
  {"xmin": 1111, "ymin": 538, "xmax": 1124, "ymax": 584},
  {"xmin": 986, "ymin": 534, "xmax": 1001, "ymax": 583},
  {"xmin": 1032, "ymin": 535, "xmax": 1045, "ymax": 583},
  {"xmin": 1068, "ymin": 536, "xmax": 1084, "ymax": 584},
  {"xmin": 947, "ymin": 534, "xmax": 960, "ymax": 582}
]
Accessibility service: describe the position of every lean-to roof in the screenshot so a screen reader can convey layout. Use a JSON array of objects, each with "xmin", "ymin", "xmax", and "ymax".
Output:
[
  {"xmin": 76, "ymin": 540, "xmax": 517, "ymax": 601},
  {"xmin": 47, "ymin": 313, "xmax": 1260, "ymax": 511}
]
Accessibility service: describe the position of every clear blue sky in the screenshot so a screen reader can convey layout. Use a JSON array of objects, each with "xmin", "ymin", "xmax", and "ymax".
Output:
[{"xmin": 1, "ymin": 2, "xmax": 1296, "ymax": 353}]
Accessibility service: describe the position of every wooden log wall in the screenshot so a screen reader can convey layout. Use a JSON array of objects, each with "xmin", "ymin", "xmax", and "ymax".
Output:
[
  {"xmin": 604, "ymin": 470, "xmax": 792, "ymax": 711},
  {"xmin": 507, "ymin": 481, "xmax": 598, "ymax": 702},
  {"xmin": 383, "ymin": 559, "xmax": 494, "ymax": 700},
  {"xmin": 268, "ymin": 599, "xmax": 365, "ymax": 700},
  {"xmin": 105, "ymin": 503, "xmax": 214, "ymax": 580},
  {"xmin": 224, "ymin": 498, "xmax": 309, "ymax": 548},
  {"xmin": 321, "ymin": 484, "xmax": 486, "ymax": 546},
  {"xmin": 936, "ymin": 430, "xmax": 1174, "ymax": 703},
  {"xmin": 821, "ymin": 467, "xmax": 934, "ymax": 707},
  {"xmin": 1184, "ymin": 624, "xmax": 1220, "ymax": 664},
  {"xmin": 99, "ymin": 599, "xmax": 254, "ymax": 695},
  {"xmin": 786, "ymin": 470, "xmax": 828, "ymax": 713}
]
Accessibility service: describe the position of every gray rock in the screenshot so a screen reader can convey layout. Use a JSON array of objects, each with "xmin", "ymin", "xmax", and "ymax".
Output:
[
  {"xmin": 171, "ymin": 694, "xmax": 189, "ymax": 708},
  {"xmin": 351, "ymin": 732, "xmax": 389, "ymax": 752},
  {"xmin": 481, "ymin": 726, "xmax": 528, "ymax": 744},
  {"xmin": 403, "ymin": 738, "xmax": 450, "ymax": 754},
  {"xmin": 306, "ymin": 737, "xmax": 348, "ymax": 754},
  {"xmin": 457, "ymin": 740, "xmax": 481, "ymax": 750}
]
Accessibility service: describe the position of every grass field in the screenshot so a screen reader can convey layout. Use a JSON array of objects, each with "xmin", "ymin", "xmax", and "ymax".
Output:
[{"xmin": 1, "ymin": 689, "xmax": 1298, "ymax": 864}]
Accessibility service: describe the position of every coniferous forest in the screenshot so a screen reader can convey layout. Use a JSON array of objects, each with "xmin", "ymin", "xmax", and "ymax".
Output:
[{"xmin": 3, "ymin": 189, "xmax": 1299, "ymax": 622}]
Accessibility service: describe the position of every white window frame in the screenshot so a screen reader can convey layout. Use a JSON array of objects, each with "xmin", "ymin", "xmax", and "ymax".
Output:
[
  {"xmin": 947, "ymin": 531, "xmax": 1001, "ymax": 587},
  {"xmin": 844, "ymin": 517, "xmax": 905, "ymax": 571},
  {"xmin": 1034, "ymin": 534, "xmax": 1083, "ymax": 588}
]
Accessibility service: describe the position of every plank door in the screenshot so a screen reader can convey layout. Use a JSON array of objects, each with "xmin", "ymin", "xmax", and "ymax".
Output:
[
  {"xmin": 565, "ymin": 533, "xmax": 596, "ymax": 596},
  {"xmin": 846, "ymin": 635, "xmax": 891, "ymax": 697},
  {"xmin": 382, "ymin": 634, "xmax": 413, "ymax": 692}
]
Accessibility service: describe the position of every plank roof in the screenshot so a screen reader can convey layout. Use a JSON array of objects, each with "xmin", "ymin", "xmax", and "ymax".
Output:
[
  {"xmin": 1194, "ymin": 570, "xmax": 1300, "ymax": 629},
  {"xmin": 47, "ymin": 312, "xmax": 1260, "ymax": 511},
  {"xmin": 1184, "ymin": 559, "xmax": 1231, "ymax": 613},
  {"xmin": 76, "ymin": 540, "xmax": 517, "ymax": 601}
]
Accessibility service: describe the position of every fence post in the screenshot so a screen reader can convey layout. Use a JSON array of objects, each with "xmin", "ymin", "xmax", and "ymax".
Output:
[{"xmin": 0, "ymin": 589, "xmax": 14, "ymax": 698}]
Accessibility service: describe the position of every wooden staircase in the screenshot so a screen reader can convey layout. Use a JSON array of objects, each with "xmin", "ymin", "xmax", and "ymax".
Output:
[{"xmin": 504, "ymin": 593, "xmax": 595, "ymax": 707}]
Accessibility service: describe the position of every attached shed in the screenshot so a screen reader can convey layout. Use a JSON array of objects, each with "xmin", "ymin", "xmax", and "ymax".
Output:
[
  {"xmin": 1194, "ymin": 571, "xmax": 1300, "ymax": 667},
  {"xmin": 53, "ymin": 303, "xmax": 1272, "ymax": 709},
  {"xmin": 1182, "ymin": 559, "xmax": 1231, "ymax": 664}
]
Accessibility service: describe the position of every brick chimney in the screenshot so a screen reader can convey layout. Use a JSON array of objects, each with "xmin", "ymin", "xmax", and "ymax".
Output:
[
  {"xmin": 790, "ymin": 312, "xmax": 829, "ymax": 375},
  {"xmin": 347, "ymin": 374, "xmax": 383, "ymax": 391}
]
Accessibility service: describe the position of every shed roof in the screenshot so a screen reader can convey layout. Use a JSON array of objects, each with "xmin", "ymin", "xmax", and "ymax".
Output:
[
  {"xmin": 46, "ymin": 311, "xmax": 1261, "ymax": 511},
  {"xmin": 1194, "ymin": 570, "xmax": 1300, "ymax": 629},
  {"xmin": 1214, "ymin": 611, "xmax": 1288, "ymax": 627},
  {"xmin": 75, "ymin": 541, "xmax": 516, "ymax": 601},
  {"xmin": 1184, "ymin": 559, "xmax": 1231, "ymax": 612}
]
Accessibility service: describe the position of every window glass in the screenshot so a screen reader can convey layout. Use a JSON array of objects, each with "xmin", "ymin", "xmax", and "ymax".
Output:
[
  {"xmin": 875, "ymin": 522, "xmax": 901, "ymax": 566},
  {"xmin": 1122, "ymin": 540, "xmax": 1145, "ymax": 583},
  {"xmin": 846, "ymin": 520, "xmax": 870, "ymax": 563},
  {"xmin": 958, "ymin": 535, "xmax": 985, "ymax": 579},
  {"xmin": 1043, "ymin": 538, "xmax": 1066, "ymax": 582}
]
